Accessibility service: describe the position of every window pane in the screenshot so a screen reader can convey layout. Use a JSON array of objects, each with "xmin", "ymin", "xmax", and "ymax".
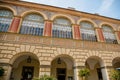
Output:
[
  {"xmin": 80, "ymin": 21, "xmax": 97, "ymax": 42},
  {"xmin": 20, "ymin": 14, "xmax": 44, "ymax": 36},
  {"xmin": 52, "ymin": 18, "xmax": 72, "ymax": 39},
  {"xmin": 0, "ymin": 10, "xmax": 13, "ymax": 32},
  {"xmin": 102, "ymin": 25, "xmax": 117, "ymax": 44}
]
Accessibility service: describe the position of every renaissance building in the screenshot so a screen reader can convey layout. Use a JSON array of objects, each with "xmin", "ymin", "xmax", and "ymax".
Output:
[{"xmin": 0, "ymin": 0, "xmax": 120, "ymax": 80}]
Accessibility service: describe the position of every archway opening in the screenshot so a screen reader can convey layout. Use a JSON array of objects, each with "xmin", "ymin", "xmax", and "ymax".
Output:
[
  {"xmin": 51, "ymin": 55, "xmax": 74, "ymax": 80},
  {"xmin": 85, "ymin": 56, "xmax": 104, "ymax": 80},
  {"xmin": 10, "ymin": 52, "xmax": 40, "ymax": 80},
  {"xmin": 112, "ymin": 57, "xmax": 120, "ymax": 70}
]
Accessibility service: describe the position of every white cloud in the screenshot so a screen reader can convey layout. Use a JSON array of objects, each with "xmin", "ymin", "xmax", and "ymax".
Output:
[{"xmin": 99, "ymin": 0, "xmax": 114, "ymax": 13}]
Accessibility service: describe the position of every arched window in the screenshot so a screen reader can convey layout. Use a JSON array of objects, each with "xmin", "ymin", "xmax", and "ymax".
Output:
[
  {"xmin": 0, "ymin": 9, "xmax": 13, "ymax": 32},
  {"xmin": 20, "ymin": 14, "xmax": 44, "ymax": 36},
  {"xmin": 102, "ymin": 25, "xmax": 117, "ymax": 44},
  {"xmin": 80, "ymin": 21, "xmax": 97, "ymax": 41},
  {"xmin": 52, "ymin": 17, "xmax": 72, "ymax": 38}
]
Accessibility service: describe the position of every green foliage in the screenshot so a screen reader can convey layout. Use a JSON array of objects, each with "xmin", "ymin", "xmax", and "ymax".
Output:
[
  {"xmin": 33, "ymin": 75, "xmax": 57, "ymax": 80},
  {"xmin": 79, "ymin": 68, "xmax": 90, "ymax": 77},
  {"xmin": 110, "ymin": 70, "xmax": 120, "ymax": 80},
  {"xmin": 0, "ymin": 67, "xmax": 4, "ymax": 77}
]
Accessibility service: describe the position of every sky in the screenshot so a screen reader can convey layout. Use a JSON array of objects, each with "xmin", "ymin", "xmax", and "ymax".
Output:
[{"xmin": 21, "ymin": 0, "xmax": 120, "ymax": 20}]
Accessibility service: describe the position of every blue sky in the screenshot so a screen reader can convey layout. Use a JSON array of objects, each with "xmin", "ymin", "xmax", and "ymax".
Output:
[{"xmin": 22, "ymin": 0, "xmax": 120, "ymax": 20}]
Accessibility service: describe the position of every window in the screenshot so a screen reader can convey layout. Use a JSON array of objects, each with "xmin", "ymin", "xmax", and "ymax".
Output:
[
  {"xmin": 52, "ymin": 18, "xmax": 72, "ymax": 39},
  {"xmin": 102, "ymin": 25, "xmax": 117, "ymax": 44},
  {"xmin": 0, "ymin": 10, "xmax": 13, "ymax": 32},
  {"xmin": 80, "ymin": 21, "xmax": 97, "ymax": 42},
  {"xmin": 20, "ymin": 14, "xmax": 44, "ymax": 36}
]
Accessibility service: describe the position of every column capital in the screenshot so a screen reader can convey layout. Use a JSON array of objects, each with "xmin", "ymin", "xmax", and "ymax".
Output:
[
  {"xmin": 14, "ymin": 15, "xmax": 22, "ymax": 18},
  {"xmin": 72, "ymin": 24, "xmax": 79, "ymax": 27},
  {"xmin": 40, "ymin": 65, "xmax": 51, "ymax": 68},
  {"xmin": 94, "ymin": 27, "xmax": 102, "ymax": 29},
  {"xmin": 114, "ymin": 30, "xmax": 120, "ymax": 32},
  {"xmin": 0, "ymin": 63, "xmax": 12, "ymax": 67},
  {"xmin": 73, "ymin": 66, "xmax": 85, "ymax": 69},
  {"xmin": 44, "ymin": 20, "xmax": 53, "ymax": 22}
]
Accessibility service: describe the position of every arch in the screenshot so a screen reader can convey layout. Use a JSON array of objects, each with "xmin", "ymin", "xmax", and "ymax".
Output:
[
  {"xmin": 77, "ymin": 18, "xmax": 98, "ymax": 28},
  {"xmin": 86, "ymin": 51, "xmax": 102, "ymax": 60},
  {"xmin": 85, "ymin": 56, "xmax": 105, "ymax": 66},
  {"xmin": 112, "ymin": 57, "xmax": 120, "ymax": 68},
  {"xmin": 51, "ymin": 54, "xmax": 75, "ymax": 80},
  {"xmin": 111, "ymin": 52, "xmax": 120, "ymax": 62},
  {"xmin": 10, "ymin": 52, "xmax": 40, "ymax": 80},
  {"xmin": 9, "ymin": 52, "xmax": 40, "ymax": 65},
  {"xmin": 85, "ymin": 52, "xmax": 105, "ymax": 66},
  {"xmin": 21, "ymin": 10, "xmax": 48, "ymax": 20},
  {"xmin": 85, "ymin": 56, "xmax": 109, "ymax": 80},
  {"xmin": 51, "ymin": 54, "xmax": 75, "ymax": 63},
  {"xmin": 99, "ymin": 22, "xmax": 116, "ymax": 31},
  {"xmin": 0, "ymin": 5, "xmax": 17, "ymax": 16},
  {"xmin": 50, "ymin": 14, "xmax": 75, "ymax": 24}
]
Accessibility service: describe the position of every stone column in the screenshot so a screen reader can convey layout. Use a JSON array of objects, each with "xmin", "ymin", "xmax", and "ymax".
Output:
[
  {"xmin": 0, "ymin": 63, "xmax": 12, "ymax": 80},
  {"xmin": 101, "ymin": 66, "xmax": 109, "ymax": 80},
  {"xmin": 115, "ymin": 31, "xmax": 120, "ymax": 44},
  {"xmin": 6, "ymin": 65, "xmax": 12, "ymax": 80},
  {"xmin": 72, "ymin": 24, "xmax": 81, "ymax": 40},
  {"xmin": 44, "ymin": 20, "xmax": 52, "ymax": 37},
  {"xmin": 106, "ymin": 66, "xmax": 114, "ymax": 80},
  {"xmin": 8, "ymin": 16, "xmax": 21, "ymax": 33},
  {"xmin": 74, "ymin": 66, "xmax": 84, "ymax": 80},
  {"xmin": 39, "ymin": 65, "xmax": 51, "ymax": 77},
  {"xmin": 95, "ymin": 28, "xmax": 105, "ymax": 42},
  {"xmin": 74, "ymin": 67, "xmax": 78, "ymax": 80}
]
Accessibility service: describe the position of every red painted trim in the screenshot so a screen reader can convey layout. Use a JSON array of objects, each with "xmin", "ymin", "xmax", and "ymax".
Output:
[
  {"xmin": 73, "ymin": 25, "xmax": 80, "ymax": 39},
  {"xmin": 117, "ymin": 31, "xmax": 120, "ymax": 40},
  {"xmin": 9, "ymin": 17, "xmax": 20, "ymax": 33},
  {"xmin": 97, "ymin": 28, "xmax": 105, "ymax": 42},
  {"xmin": 44, "ymin": 21, "xmax": 52, "ymax": 37}
]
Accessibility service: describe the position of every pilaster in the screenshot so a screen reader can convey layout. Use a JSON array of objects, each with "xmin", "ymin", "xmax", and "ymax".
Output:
[
  {"xmin": 8, "ymin": 16, "xmax": 21, "ymax": 33},
  {"xmin": 95, "ymin": 28, "xmax": 105, "ymax": 42},
  {"xmin": 115, "ymin": 31, "xmax": 120, "ymax": 44},
  {"xmin": 44, "ymin": 20, "xmax": 52, "ymax": 37},
  {"xmin": 72, "ymin": 24, "xmax": 81, "ymax": 40}
]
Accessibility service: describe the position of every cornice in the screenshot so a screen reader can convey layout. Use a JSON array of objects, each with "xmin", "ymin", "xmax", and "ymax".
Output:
[{"xmin": 1, "ymin": 0, "xmax": 120, "ymax": 24}]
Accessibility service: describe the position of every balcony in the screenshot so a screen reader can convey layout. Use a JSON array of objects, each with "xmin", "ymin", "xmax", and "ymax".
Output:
[{"xmin": 0, "ymin": 32, "xmax": 120, "ymax": 52}]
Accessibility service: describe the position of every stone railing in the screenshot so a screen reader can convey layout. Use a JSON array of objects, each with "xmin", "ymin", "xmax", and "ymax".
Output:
[{"xmin": 0, "ymin": 32, "xmax": 120, "ymax": 51}]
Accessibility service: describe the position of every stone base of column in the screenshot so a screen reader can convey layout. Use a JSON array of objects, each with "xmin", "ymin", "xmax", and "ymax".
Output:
[
  {"xmin": 39, "ymin": 65, "xmax": 51, "ymax": 77},
  {"xmin": 74, "ymin": 66, "xmax": 85, "ymax": 80},
  {"xmin": 0, "ymin": 63, "xmax": 12, "ymax": 80}
]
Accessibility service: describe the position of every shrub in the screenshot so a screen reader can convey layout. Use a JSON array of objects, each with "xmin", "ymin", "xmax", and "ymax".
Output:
[
  {"xmin": 79, "ymin": 68, "xmax": 90, "ymax": 77},
  {"xmin": 33, "ymin": 75, "xmax": 57, "ymax": 80},
  {"xmin": 110, "ymin": 70, "xmax": 120, "ymax": 80}
]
